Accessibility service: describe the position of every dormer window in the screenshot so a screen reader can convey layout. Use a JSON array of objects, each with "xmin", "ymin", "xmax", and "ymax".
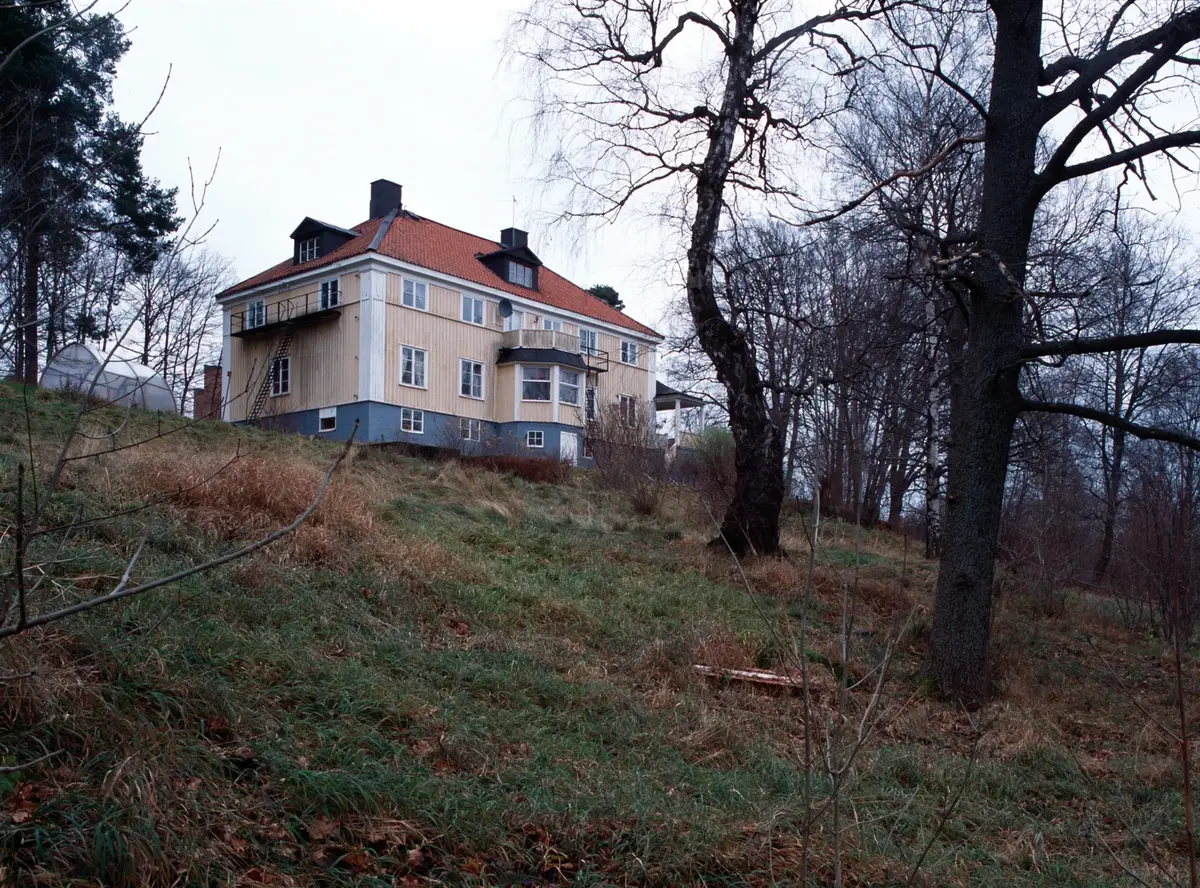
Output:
[
  {"xmin": 298, "ymin": 237, "xmax": 319, "ymax": 262},
  {"xmin": 508, "ymin": 261, "xmax": 533, "ymax": 288}
]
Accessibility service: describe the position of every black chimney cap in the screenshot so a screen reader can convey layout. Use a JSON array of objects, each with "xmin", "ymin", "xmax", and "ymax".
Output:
[
  {"xmin": 370, "ymin": 179, "xmax": 403, "ymax": 219},
  {"xmin": 500, "ymin": 227, "xmax": 528, "ymax": 249}
]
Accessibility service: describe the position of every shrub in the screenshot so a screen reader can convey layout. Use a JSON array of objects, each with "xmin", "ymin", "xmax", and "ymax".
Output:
[
  {"xmin": 584, "ymin": 398, "xmax": 668, "ymax": 515},
  {"xmin": 461, "ymin": 453, "xmax": 571, "ymax": 485}
]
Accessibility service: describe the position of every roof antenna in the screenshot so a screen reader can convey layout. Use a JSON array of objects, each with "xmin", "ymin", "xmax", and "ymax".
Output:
[{"xmin": 512, "ymin": 195, "xmax": 517, "ymax": 228}]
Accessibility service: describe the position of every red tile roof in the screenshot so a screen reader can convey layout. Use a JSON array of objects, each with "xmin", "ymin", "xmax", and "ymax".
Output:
[{"xmin": 218, "ymin": 212, "xmax": 661, "ymax": 339}]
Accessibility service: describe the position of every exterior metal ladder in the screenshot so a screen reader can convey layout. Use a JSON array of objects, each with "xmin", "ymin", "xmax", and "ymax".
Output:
[{"xmin": 247, "ymin": 328, "xmax": 295, "ymax": 424}]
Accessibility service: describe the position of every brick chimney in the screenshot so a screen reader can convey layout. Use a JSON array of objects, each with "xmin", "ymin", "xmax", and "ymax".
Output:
[
  {"xmin": 370, "ymin": 179, "xmax": 403, "ymax": 218},
  {"xmin": 192, "ymin": 364, "xmax": 223, "ymax": 419}
]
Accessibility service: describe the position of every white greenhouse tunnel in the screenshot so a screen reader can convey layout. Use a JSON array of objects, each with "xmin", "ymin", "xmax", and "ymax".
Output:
[{"xmin": 40, "ymin": 342, "xmax": 179, "ymax": 414}]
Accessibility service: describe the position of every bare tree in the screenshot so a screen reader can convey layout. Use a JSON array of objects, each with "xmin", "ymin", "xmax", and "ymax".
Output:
[
  {"xmin": 514, "ymin": 0, "xmax": 894, "ymax": 554},
  {"xmin": 122, "ymin": 247, "xmax": 232, "ymax": 411},
  {"xmin": 851, "ymin": 0, "xmax": 1200, "ymax": 700}
]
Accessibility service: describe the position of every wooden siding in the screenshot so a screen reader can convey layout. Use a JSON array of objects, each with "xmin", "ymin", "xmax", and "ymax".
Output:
[
  {"xmin": 382, "ymin": 300, "xmax": 501, "ymax": 420},
  {"xmin": 227, "ymin": 268, "xmax": 657, "ymax": 429},
  {"xmin": 227, "ymin": 274, "xmax": 359, "ymax": 422}
]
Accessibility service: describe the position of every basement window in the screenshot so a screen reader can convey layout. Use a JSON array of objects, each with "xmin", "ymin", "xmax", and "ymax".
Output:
[
  {"xmin": 460, "ymin": 417, "xmax": 482, "ymax": 442},
  {"xmin": 318, "ymin": 407, "xmax": 336, "ymax": 433},
  {"xmin": 401, "ymin": 407, "xmax": 424, "ymax": 434},
  {"xmin": 526, "ymin": 429, "xmax": 544, "ymax": 449}
]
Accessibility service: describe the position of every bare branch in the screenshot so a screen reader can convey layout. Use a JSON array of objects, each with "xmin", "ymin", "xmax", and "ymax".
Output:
[
  {"xmin": 0, "ymin": 422, "xmax": 359, "ymax": 642},
  {"xmin": 1020, "ymin": 398, "xmax": 1200, "ymax": 451}
]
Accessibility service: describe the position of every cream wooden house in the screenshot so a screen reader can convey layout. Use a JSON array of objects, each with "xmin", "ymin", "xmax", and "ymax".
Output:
[{"xmin": 215, "ymin": 179, "xmax": 663, "ymax": 463}]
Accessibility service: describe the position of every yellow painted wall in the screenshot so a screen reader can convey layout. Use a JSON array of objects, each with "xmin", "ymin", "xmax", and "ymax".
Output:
[
  {"xmin": 382, "ymin": 300, "xmax": 502, "ymax": 419},
  {"xmin": 228, "ymin": 267, "xmax": 658, "ymax": 427},
  {"xmin": 228, "ymin": 273, "xmax": 359, "ymax": 422}
]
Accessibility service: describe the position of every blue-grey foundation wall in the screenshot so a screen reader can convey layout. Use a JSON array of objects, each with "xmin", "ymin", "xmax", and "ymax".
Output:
[{"xmin": 248, "ymin": 402, "xmax": 593, "ymax": 464}]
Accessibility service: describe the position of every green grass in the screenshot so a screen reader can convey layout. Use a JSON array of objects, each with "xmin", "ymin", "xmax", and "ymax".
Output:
[{"xmin": 0, "ymin": 384, "xmax": 1194, "ymax": 886}]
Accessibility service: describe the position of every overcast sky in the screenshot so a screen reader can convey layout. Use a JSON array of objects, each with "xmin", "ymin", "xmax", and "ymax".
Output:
[{"xmin": 109, "ymin": 1, "xmax": 677, "ymax": 333}]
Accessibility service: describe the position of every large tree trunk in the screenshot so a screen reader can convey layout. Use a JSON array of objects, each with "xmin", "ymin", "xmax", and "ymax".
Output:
[
  {"xmin": 685, "ymin": 0, "xmax": 785, "ymax": 555},
  {"xmin": 1094, "ymin": 426, "xmax": 1125, "ymax": 581},
  {"xmin": 21, "ymin": 232, "xmax": 40, "ymax": 384},
  {"xmin": 927, "ymin": 0, "xmax": 1042, "ymax": 702}
]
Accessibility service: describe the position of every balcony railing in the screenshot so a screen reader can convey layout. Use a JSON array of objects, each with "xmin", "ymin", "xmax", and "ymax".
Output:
[
  {"xmin": 231, "ymin": 289, "xmax": 341, "ymax": 337},
  {"xmin": 500, "ymin": 328, "xmax": 609, "ymax": 373}
]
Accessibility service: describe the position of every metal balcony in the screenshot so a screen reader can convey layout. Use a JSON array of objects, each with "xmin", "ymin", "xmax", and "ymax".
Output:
[{"xmin": 231, "ymin": 289, "xmax": 341, "ymax": 338}]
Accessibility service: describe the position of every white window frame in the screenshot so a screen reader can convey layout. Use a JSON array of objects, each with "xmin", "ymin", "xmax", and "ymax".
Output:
[
  {"xmin": 318, "ymin": 407, "xmax": 337, "ymax": 433},
  {"xmin": 521, "ymin": 366, "xmax": 552, "ymax": 402},
  {"xmin": 585, "ymin": 385, "xmax": 597, "ymax": 422},
  {"xmin": 245, "ymin": 299, "xmax": 266, "ymax": 330},
  {"xmin": 579, "ymin": 328, "xmax": 598, "ymax": 355},
  {"xmin": 526, "ymin": 429, "xmax": 544, "ymax": 449},
  {"xmin": 401, "ymin": 278, "xmax": 428, "ymax": 311},
  {"xmin": 508, "ymin": 261, "xmax": 533, "ymax": 287},
  {"xmin": 400, "ymin": 345, "xmax": 427, "ymax": 389},
  {"xmin": 461, "ymin": 294, "xmax": 485, "ymax": 326},
  {"xmin": 270, "ymin": 356, "xmax": 291, "ymax": 397},
  {"xmin": 400, "ymin": 407, "xmax": 424, "ymax": 434},
  {"xmin": 559, "ymin": 369, "xmax": 580, "ymax": 406},
  {"xmin": 460, "ymin": 358, "xmax": 484, "ymax": 400},
  {"xmin": 620, "ymin": 340, "xmax": 639, "ymax": 365},
  {"xmin": 542, "ymin": 318, "xmax": 563, "ymax": 332},
  {"xmin": 582, "ymin": 438, "xmax": 593, "ymax": 460},
  {"xmin": 298, "ymin": 237, "xmax": 319, "ymax": 262},
  {"xmin": 319, "ymin": 277, "xmax": 340, "ymax": 310},
  {"xmin": 503, "ymin": 309, "xmax": 525, "ymax": 332},
  {"xmin": 618, "ymin": 394, "xmax": 637, "ymax": 427},
  {"xmin": 460, "ymin": 417, "xmax": 482, "ymax": 441}
]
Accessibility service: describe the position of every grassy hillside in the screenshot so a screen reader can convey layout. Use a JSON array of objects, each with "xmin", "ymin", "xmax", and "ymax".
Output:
[{"xmin": 0, "ymin": 383, "xmax": 1195, "ymax": 886}]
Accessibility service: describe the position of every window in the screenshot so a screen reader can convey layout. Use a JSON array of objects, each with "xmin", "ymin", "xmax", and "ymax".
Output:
[
  {"xmin": 298, "ymin": 237, "xmax": 319, "ymax": 262},
  {"xmin": 460, "ymin": 359, "xmax": 484, "ymax": 399},
  {"xmin": 580, "ymin": 328, "xmax": 598, "ymax": 355},
  {"xmin": 582, "ymin": 438, "xmax": 593, "ymax": 460},
  {"xmin": 400, "ymin": 346, "xmax": 427, "ymax": 388},
  {"xmin": 508, "ymin": 261, "xmax": 533, "ymax": 288},
  {"xmin": 270, "ymin": 356, "xmax": 291, "ymax": 397},
  {"xmin": 526, "ymin": 429, "xmax": 544, "ymax": 448},
  {"xmin": 503, "ymin": 309, "xmax": 525, "ymax": 332},
  {"xmin": 585, "ymin": 386, "xmax": 597, "ymax": 422},
  {"xmin": 619, "ymin": 394, "xmax": 637, "ymax": 427},
  {"xmin": 401, "ymin": 407, "xmax": 424, "ymax": 434},
  {"xmin": 460, "ymin": 417, "xmax": 482, "ymax": 441},
  {"xmin": 319, "ymin": 278, "xmax": 340, "ymax": 310},
  {"xmin": 402, "ymin": 278, "xmax": 427, "ymax": 310},
  {"xmin": 318, "ymin": 407, "xmax": 336, "ymax": 433},
  {"xmin": 522, "ymin": 366, "xmax": 551, "ymax": 401},
  {"xmin": 461, "ymin": 295, "xmax": 485, "ymax": 325},
  {"xmin": 246, "ymin": 299, "xmax": 265, "ymax": 330},
  {"xmin": 559, "ymin": 369, "xmax": 580, "ymax": 406},
  {"xmin": 542, "ymin": 318, "xmax": 563, "ymax": 332},
  {"xmin": 620, "ymin": 340, "xmax": 639, "ymax": 365}
]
